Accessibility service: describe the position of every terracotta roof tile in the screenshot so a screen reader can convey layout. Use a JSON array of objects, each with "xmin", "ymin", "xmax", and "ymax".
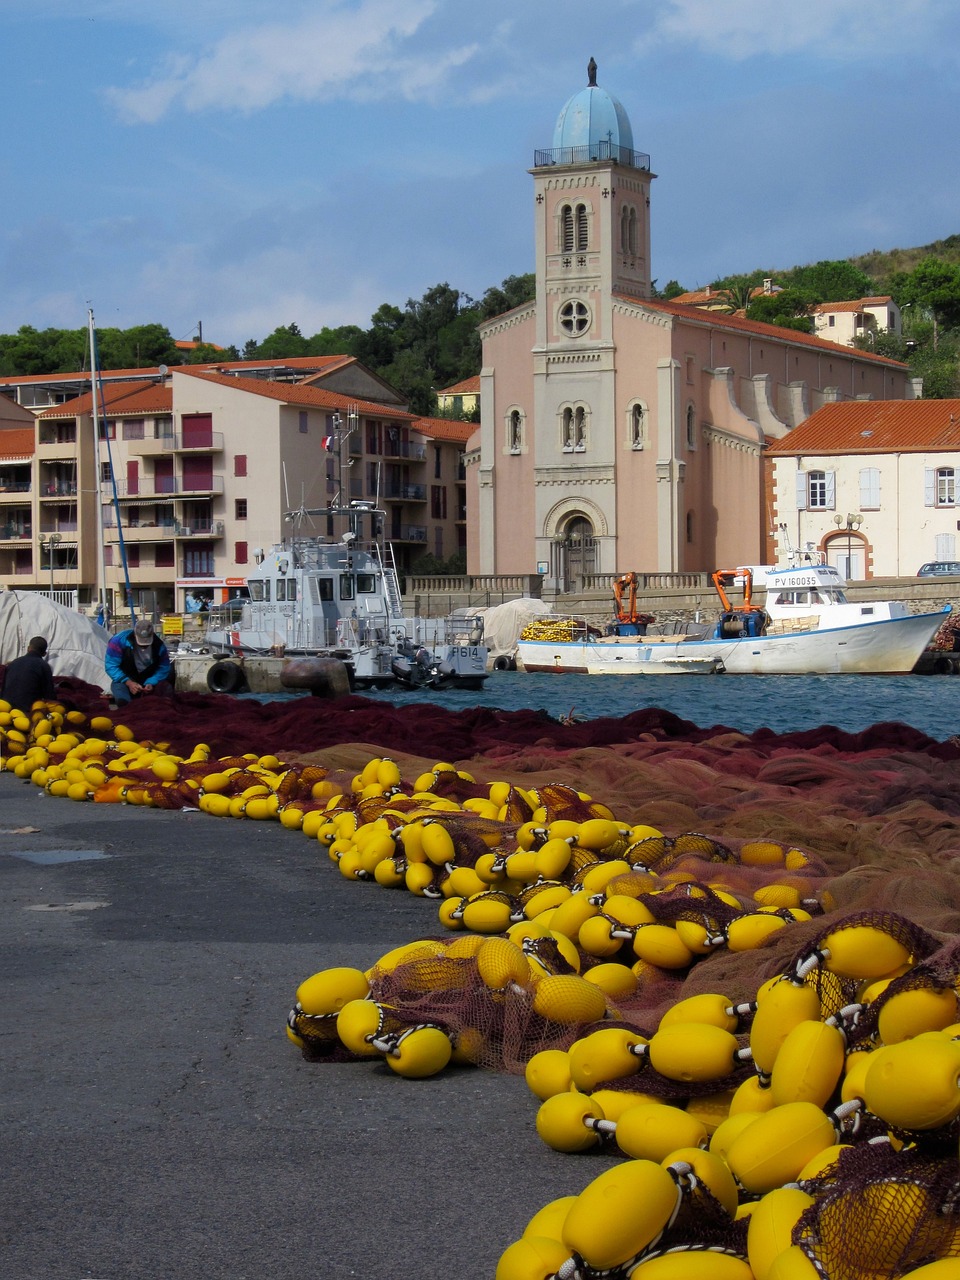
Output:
[
  {"xmin": 628, "ymin": 295, "xmax": 909, "ymax": 368},
  {"xmin": 0, "ymin": 427, "xmax": 35, "ymax": 460},
  {"xmin": 0, "ymin": 354, "xmax": 354, "ymax": 389},
  {"xmin": 172, "ymin": 368, "xmax": 417, "ymax": 420},
  {"xmin": 39, "ymin": 381, "xmax": 172, "ymax": 418},
  {"xmin": 411, "ymin": 416, "xmax": 476, "ymax": 444},
  {"xmin": 766, "ymin": 399, "xmax": 960, "ymax": 454},
  {"xmin": 438, "ymin": 375, "xmax": 480, "ymax": 396},
  {"xmin": 810, "ymin": 297, "xmax": 893, "ymax": 315}
]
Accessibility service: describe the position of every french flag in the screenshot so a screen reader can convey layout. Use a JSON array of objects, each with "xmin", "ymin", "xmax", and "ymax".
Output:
[{"xmin": 321, "ymin": 435, "xmax": 335, "ymax": 452}]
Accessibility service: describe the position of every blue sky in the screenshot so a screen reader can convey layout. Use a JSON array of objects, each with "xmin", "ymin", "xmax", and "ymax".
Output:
[{"xmin": 3, "ymin": 0, "xmax": 960, "ymax": 350}]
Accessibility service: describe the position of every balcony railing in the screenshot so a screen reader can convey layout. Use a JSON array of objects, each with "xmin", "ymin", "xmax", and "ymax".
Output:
[
  {"xmin": 40, "ymin": 481, "xmax": 77, "ymax": 497},
  {"xmin": 112, "ymin": 475, "xmax": 224, "ymax": 499},
  {"xmin": 384, "ymin": 483, "xmax": 426, "ymax": 501},
  {"xmin": 390, "ymin": 524, "xmax": 427, "ymax": 543},
  {"xmin": 0, "ymin": 480, "xmax": 31, "ymax": 493},
  {"xmin": 533, "ymin": 141, "xmax": 650, "ymax": 170},
  {"xmin": 174, "ymin": 431, "xmax": 224, "ymax": 452}
]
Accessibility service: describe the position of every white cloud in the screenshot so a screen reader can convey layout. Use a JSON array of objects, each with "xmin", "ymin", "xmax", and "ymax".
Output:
[
  {"xmin": 640, "ymin": 0, "xmax": 957, "ymax": 61},
  {"xmin": 105, "ymin": 0, "xmax": 480, "ymax": 123}
]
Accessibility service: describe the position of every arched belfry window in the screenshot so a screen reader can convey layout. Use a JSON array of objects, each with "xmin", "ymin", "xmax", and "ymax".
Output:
[
  {"xmin": 561, "ymin": 205, "xmax": 574, "ymax": 253},
  {"xmin": 628, "ymin": 208, "xmax": 637, "ymax": 255},
  {"xmin": 575, "ymin": 203, "xmax": 588, "ymax": 251}
]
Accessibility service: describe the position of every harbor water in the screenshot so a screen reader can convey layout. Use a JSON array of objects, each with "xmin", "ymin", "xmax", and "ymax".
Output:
[{"xmin": 351, "ymin": 670, "xmax": 960, "ymax": 741}]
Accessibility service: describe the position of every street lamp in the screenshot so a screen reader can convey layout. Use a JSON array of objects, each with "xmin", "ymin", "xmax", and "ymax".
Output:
[
  {"xmin": 833, "ymin": 513, "xmax": 863, "ymax": 581},
  {"xmin": 41, "ymin": 532, "xmax": 61, "ymax": 597}
]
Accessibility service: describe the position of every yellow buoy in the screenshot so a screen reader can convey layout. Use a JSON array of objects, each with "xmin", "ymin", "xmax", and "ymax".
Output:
[
  {"xmin": 863, "ymin": 1033, "xmax": 960, "ymax": 1129},
  {"xmin": 628, "ymin": 1251, "xmax": 753, "ymax": 1278},
  {"xmin": 335, "ymin": 999, "xmax": 384, "ymax": 1056},
  {"xmin": 647, "ymin": 1022, "xmax": 740, "ymax": 1084},
  {"xmin": 613, "ymin": 1101, "xmax": 707, "ymax": 1163},
  {"xmin": 296, "ymin": 967, "xmax": 371, "ymax": 1016},
  {"xmin": 386, "ymin": 1026, "xmax": 452, "ymax": 1078},
  {"xmin": 535, "ymin": 1091, "xmax": 603, "ymax": 1153},
  {"xmin": 725, "ymin": 1101, "xmax": 836, "ymax": 1195},
  {"xmin": 750, "ymin": 978, "xmax": 822, "ymax": 1076},
  {"xmin": 531, "ymin": 974, "xmax": 607, "ymax": 1025},
  {"xmin": 769, "ymin": 1019, "xmax": 846, "ymax": 1107},
  {"xmin": 746, "ymin": 1186, "xmax": 816, "ymax": 1280},
  {"xmin": 524, "ymin": 1049, "xmax": 573, "ymax": 1101},
  {"xmin": 561, "ymin": 1160, "xmax": 680, "ymax": 1271},
  {"xmin": 568, "ymin": 1027, "xmax": 644, "ymax": 1091},
  {"xmin": 495, "ymin": 1236, "xmax": 571, "ymax": 1280},
  {"xmin": 477, "ymin": 937, "xmax": 531, "ymax": 990},
  {"xmin": 876, "ymin": 985, "xmax": 959, "ymax": 1044},
  {"xmin": 819, "ymin": 924, "xmax": 912, "ymax": 981}
]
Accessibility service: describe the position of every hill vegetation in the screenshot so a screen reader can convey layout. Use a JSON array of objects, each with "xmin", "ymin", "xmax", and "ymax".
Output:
[{"xmin": 4, "ymin": 234, "xmax": 960, "ymax": 406}]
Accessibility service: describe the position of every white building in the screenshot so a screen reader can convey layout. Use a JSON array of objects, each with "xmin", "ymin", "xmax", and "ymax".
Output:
[
  {"xmin": 767, "ymin": 399, "xmax": 960, "ymax": 578},
  {"xmin": 811, "ymin": 297, "xmax": 901, "ymax": 346}
]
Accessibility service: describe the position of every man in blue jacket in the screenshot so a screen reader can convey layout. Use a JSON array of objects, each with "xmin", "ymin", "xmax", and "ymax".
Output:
[{"xmin": 105, "ymin": 619, "xmax": 172, "ymax": 706}]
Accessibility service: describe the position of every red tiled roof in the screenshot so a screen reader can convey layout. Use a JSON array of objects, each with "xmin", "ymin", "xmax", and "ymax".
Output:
[
  {"xmin": 810, "ymin": 297, "xmax": 893, "ymax": 314},
  {"xmin": 766, "ymin": 399, "xmax": 960, "ymax": 454},
  {"xmin": 411, "ymin": 416, "xmax": 476, "ymax": 444},
  {"xmin": 0, "ymin": 354, "xmax": 354, "ymax": 388},
  {"xmin": 172, "ymin": 368, "xmax": 417, "ymax": 420},
  {"xmin": 629, "ymin": 296, "xmax": 909, "ymax": 368},
  {"xmin": 669, "ymin": 284, "xmax": 780, "ymax": 306},
  {"xmin": 39, "ymin": 381, "xmax": 172, "ymax": 418},
  {"xmin": 438, "ymin": 375, "xmax": 480, "ymax": 396},
  {"xmin": 0, "ymin": 427, "xmax": 35, "ymax": 459}
]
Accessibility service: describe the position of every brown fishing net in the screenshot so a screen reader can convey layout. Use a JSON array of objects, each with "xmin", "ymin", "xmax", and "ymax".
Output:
[{"xmin": 796, "ymin": 1143, "xmax": 960, "ymax": 1278}]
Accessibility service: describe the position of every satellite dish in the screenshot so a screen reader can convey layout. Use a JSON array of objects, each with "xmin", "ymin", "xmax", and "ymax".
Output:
[{"xmin": 158, "ymin": 365, "xmax": 169, "ymax": 376}]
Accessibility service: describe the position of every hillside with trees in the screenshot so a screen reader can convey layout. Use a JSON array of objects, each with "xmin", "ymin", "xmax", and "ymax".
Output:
[{"xmin": 5, "ymin": 236, "xmax": 960, "ymax": 405}]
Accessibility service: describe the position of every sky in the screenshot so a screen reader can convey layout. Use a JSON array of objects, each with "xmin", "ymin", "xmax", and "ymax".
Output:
[{"xmin": 3, "ymin": 0, "xmax": 960, "ymax": 351}]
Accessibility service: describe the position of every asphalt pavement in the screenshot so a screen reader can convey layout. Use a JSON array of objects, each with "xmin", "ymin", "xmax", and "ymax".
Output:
[{"xmin": 0, "ymin": 772, "xmax": 582, "ymax": 1280}]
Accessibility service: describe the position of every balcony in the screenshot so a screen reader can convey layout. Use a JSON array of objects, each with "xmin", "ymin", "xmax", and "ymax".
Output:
[
  {"xmin": 0, "ymin": 525, "xmax": 32, "ymax": 544},
  {"xmin": 384, "ymin": 483, "xmax": 426, "ymax": 502},
  {"xmin": 174, "ymin": 521, "xmax": 224, "ymax": 539},
  {"xmin": 533, "ymin": 140, "xmax": 650, "ymax": 171},
  {"xmin": 0, "ymin": 479, "xmax": 31, "ymax": 500},
  {"xmin": 36, "ymin": 433, "xmax": 77, "ymax": 459},
  {"xmin": 390, "ymin": 524, "xmax": 427, "ymax": 543},
  {"xmin": 113, "ymin": 475, "xmax": 224, "ymax": 500},
  {"xmin": 104, "ymin": 523, "xmax": 177, "ymax": 544},
  {"xmin": 39, "ymin": 480, "xmax": 77, "ymax": 498}
]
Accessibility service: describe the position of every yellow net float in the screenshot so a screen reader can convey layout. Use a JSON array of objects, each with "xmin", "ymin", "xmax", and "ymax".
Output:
[{"xmin": 561, "ymin": 1159, "xmax": 681, "ymax": 1273}]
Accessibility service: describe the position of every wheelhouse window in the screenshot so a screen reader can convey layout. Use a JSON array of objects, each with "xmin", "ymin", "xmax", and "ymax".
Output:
[
  {"xmin": 339, "ymin": 574, "xmax": 355, "ymax": 600},
  {"xmin": 356, "ymin": 573, "xmax": 377, "ymax": 593}
]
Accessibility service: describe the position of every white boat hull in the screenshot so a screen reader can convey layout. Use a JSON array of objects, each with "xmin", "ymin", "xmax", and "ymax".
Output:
[{"xmin": 517, "ymin": 608, "xmax": 951, "ymax": 676}]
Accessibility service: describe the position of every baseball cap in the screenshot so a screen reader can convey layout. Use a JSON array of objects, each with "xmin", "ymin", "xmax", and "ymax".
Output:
[{"xmin": 134, "ymin": 620, "xmax": 155, "ymax": 646}]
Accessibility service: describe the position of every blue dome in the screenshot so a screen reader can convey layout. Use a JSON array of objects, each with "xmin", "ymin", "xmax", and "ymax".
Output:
[{"xmin": 552, "ymin": 76, "xmax": 634, "ymax": 155}]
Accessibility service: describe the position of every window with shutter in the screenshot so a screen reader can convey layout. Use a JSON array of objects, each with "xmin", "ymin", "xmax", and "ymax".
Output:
[{"xmin": 859, "ymin": 467, "xmax": 880, "ymax": 509}]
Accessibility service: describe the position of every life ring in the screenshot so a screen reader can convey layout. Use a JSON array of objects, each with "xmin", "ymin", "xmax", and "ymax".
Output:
[
  {"xmin": 206, "ymin": 660, "xmax": 244, "ymax": 694},
  {"xmin": 492, "ymin": 654, "xmax": 515, "ymax": 672}
]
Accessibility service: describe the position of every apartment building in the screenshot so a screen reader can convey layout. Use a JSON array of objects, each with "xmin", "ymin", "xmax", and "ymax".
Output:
[{"xmin": 0, "ymin": 358, "xmax": 471, "ymax": 615}]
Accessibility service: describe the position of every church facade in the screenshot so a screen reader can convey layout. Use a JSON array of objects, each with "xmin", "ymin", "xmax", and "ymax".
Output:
[{"xmin": 468, "ymin": 63, "xmax": 914, "ymax": 586}]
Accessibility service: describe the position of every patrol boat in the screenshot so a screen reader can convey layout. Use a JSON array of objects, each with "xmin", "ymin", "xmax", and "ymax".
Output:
[{"xmin": 176, "ymin": 501, "xmax": 488, "ymax": 694}]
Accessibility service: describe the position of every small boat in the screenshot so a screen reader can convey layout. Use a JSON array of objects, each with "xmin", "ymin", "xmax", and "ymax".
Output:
[
  {"xmin": 175, "ymin": 500, "xmax": 488, "ymax": 694},
  {"xmin": 516, "ymin": 559, "xmax": 950, "ymax": 676}
]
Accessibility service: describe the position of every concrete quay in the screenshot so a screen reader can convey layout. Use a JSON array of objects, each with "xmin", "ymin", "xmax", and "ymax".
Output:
[{"xmin": 0, "ymin": 773, "xmax": 575, "ymax": 1280}]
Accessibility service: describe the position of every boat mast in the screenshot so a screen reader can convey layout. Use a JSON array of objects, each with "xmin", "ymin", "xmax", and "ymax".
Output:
[{"xmin": 87, "ymin": 309, "xmax": 108, "ymax": 622}]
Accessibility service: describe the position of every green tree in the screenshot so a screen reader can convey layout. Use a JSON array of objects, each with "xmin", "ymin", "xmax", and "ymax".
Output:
[
  {"xmin": 478, "ymin": 273, "xmax": 535, "ymax": 319},
  {"xmin": 255, "ymin": 323, "xmax": 309, "ymax": 360},
  {"xmin": 785, "ymin": 259, "xmax": 873, "ymax": 303},
  {"xmin": 746, "ymin": 288, "xmax": 813, "ymax": 332},
  {"xmin": 895, "ymin": 257, "xmax": 960, "ymax": 349}
]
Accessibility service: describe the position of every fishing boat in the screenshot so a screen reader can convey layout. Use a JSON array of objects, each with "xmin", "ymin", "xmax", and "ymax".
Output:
[
  {"xmin": 174, "ymin": 500, "xmax": 488, "ymax": 694},
  {"xmin": 516, "ymin": 559, "xmax": 950, "ymax": 676}
]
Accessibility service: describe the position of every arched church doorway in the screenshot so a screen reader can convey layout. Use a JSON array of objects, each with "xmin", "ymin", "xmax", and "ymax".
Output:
[{"xmin": 555, "ymin": 516, "xmax": 597, "ymax": 591}]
